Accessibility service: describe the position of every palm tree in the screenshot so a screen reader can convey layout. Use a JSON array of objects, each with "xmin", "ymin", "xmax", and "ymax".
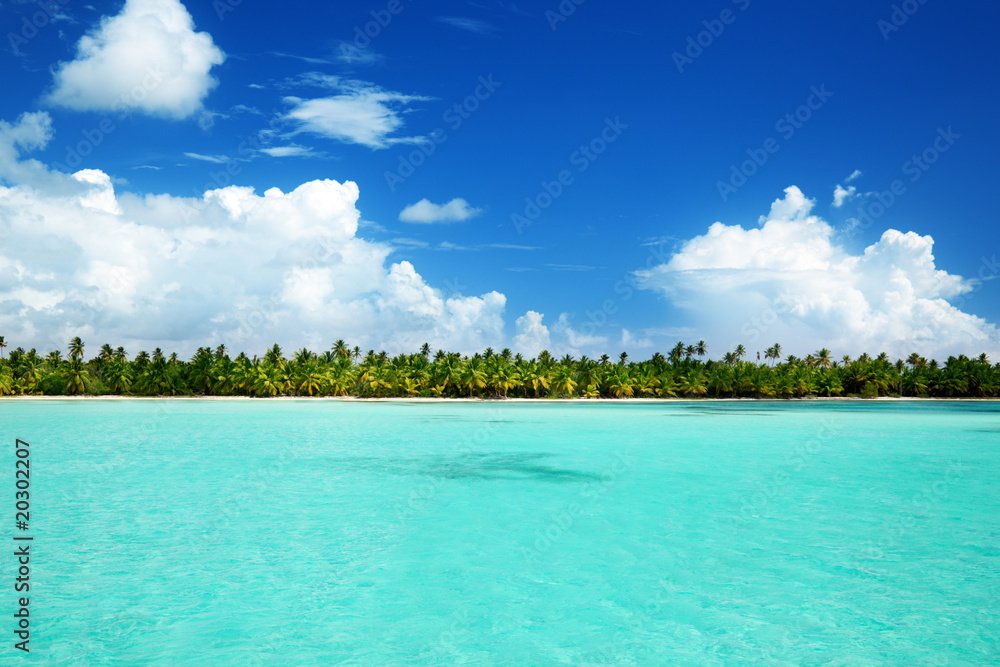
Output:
[
  {"xmin": 765, "ymin": 343, "xmax": 782, "ymax": 366},
  {"xmin": 696, "ymin": 340, "xmax": 707, "ymax": 359},
  {"xmin": 815, "ymin": 348, "xmax": 833, "ymax": 369},
  {"xmin": 680, "ymin": 371, "xmax": 707, "ymax": 397},
  {"xmin": 670, "ymin": 341, "xmax": 685, "ymax": 365},
  {"xmin": 552, "ymin": 366, "xmax": 577, "ymax": 397},
  {"xmin": 522, "ymin": 365, "xmax": 551, "ymax": 397},
  {"xmin": 69, "ymin": 337, "xmax": 84, "ymax": 361},
  {"xmin": 332, "ymin": 340, "xmax": 349, "ymax": 360},
  {"xmin": 265, "ymin": 343, "xmax": 284, "ymax": 366},
  {"xmin": 0, "ymin": 335, "xmax": 8, "ymax": 359},
  {"xmin": 0, "ymin": 366, "xmax": 14, "ymax": 395},
  {"xmin": 461, "ymin": 359, "xmax": 487, "ymax": 397},
  {"xmin": 734, "ymin": 345, "xmax": 746, "ymax": 362},
  {"xmin": 296, "ymin": 365, "xmax": 324, "ymax": 396},
  {"xmin": 63, "ymin": 359, "xmax": 89, "ymax": 395},
  {"xmin": 607, "ymin": 369, "xmax": 634, "ymax": 398},
  {"xmin": 105, "ymin": 360, "xmax": 133, "ymax": 394},
  {"xmin": 618, "ymin": 351, "xmax": 629, "ymax": 365},
  {"xmin": 99, "ymin": 343, "xmax": 114, "ymax": 363}
]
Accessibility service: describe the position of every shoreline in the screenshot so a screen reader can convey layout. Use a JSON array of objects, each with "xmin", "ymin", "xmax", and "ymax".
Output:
[{"xmin": 1, "ymin": 395, "xmax": 997, "ymax": 403}]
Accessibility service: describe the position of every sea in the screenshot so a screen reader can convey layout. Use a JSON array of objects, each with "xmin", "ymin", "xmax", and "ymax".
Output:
[{"xmin": 2, "ymin": 399, "xmax": 998, "ymax": 665}]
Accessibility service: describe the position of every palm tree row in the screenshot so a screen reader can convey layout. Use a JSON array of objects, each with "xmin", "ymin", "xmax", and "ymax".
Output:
[{"xmin": 0, "ymin": 337, "xmax": 998, "ymax": 399}]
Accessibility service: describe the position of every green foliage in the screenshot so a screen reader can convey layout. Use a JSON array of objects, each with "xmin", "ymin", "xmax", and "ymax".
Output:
[
  {"xmin": 39, "ymin": 372, "xmax": 67, "ymax": 395},
  {"xmin": 0, "ymin": 339, "xmax": 997, "ymax": 399}
]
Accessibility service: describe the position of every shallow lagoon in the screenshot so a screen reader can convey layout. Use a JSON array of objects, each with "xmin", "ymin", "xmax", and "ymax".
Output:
[{"xmin": 4, "ymin": 400, "xmax": 999, "ymax": 664}]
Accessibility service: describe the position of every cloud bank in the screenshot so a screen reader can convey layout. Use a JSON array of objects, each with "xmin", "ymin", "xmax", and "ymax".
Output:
[
  {"xmin": 47, "ymin": 0, "xmax": 225, "ymax": 119},
  {"xmin": 636, "ymin": 186, "xmax": 1000, "ymax": 360},
  {"xmin": 2, "ymin": 111, "xmax": 994, "ymax": 362},
  {"xmin": 0, "ymin": 113, "xmax": 509, "ymax": 357}
]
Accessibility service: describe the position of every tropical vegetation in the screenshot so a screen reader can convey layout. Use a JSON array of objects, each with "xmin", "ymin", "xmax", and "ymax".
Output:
[{"xmin": 0, "ymin": 337, "xmax": 997, "ymax": 399}]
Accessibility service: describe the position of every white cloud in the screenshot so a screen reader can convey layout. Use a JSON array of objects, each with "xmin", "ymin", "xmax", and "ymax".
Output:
[
  {"xmin": 621, "ymin": 328, "xmax": 653, "ymax": 349},
  {"xmin": 46, "ymin": 0, "xmax": 225, "ymax": 119},
  {"xmin": 832, "ymin": 184, "xmax": 856, "ymax": 207},
  {"xmin": 0, "ymin": 111, "xmax": 52, "ymax": 155},
  {"xmin": 436, "ymin": 16, "xmax": 497, "ymax": 34},
  {"xmin": 846, "ymin": 169, "xmax": 863, "ymax": 182},
  {"xmin": 551, "ymin": 314, "xmax": 609, "ymax": 357},
  {"xmin": 334, "ymin": 41, "xmax": 383, "ymax": 65},
  {"xmin": 391, "ymin": 238, "xmax": 430, "ymax": 248},
  {"xmin": 398, "ymin": 198, "xmax": 482, "ymax": 224},
  {"xmin": 0, "ymin": 111, "xmax": 54, "ymax": 186},
  {"xmin": 73, "ymin": 169, "xmax": 122, "ymax": 215},
  {"xmin": 183, "ymin": 152, "xmax": 228, "ymax": 164},
  {"xmin": 271, "ymin": 52, "xmax": 332, "ymax": 65},
  {"xmin": 513, "ymin": 311, "xmax": 551, "ymax": 357},
  {"xmin": 259, "ymin": 146, "xmax": 315, "ymax": 158},
  {"xmin": 486, "ymin": 244, "xmax": 541, "ymax": 250},
  {"xmin": 283, "ymin": 76, "xmax": 430, "ymax": 149},
  {"xmin": 0, "ymin": 112, "xmax": 507, "ymax": 356},
  {"xmin": 636, "ymin": 186, "xmax": 1000, "ymax": 360},
  {"xmin": 546, "ymin": 264, "xmax": 595, "ymax": 271}
]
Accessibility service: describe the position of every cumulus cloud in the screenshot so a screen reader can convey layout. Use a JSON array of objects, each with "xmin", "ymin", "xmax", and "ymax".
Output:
[
  {"xmin": 551, "ymin": 314, "xmax": 609, "ymax": 357},
  {"xmin": 635, "ymin": 186, "xmax": 1000, "ymax": 360},
  {"xmin": 0, "ymin": 111, "xmax": 54, "ymax": 186},
  {"xmin": 621, "ymin": 328, "xmax": 653, "ymax": 350},
  {"xmin": 832, "ymin": 184, "xmax": 856, "ymax": 207},
  {"xmin": 398, "ymin": 198, "xmax": 482, "ymax": 224},
  {"xmin": 513, "ymin": 311, "xmax": 550, "ymax": 357},
  {"xmin": 283, "ymin": 76, "xmax": 430, "ymax": 149},
  {"xmin": 0, "ymin": 112, "xmax": 506, "ymax": 356},
  {"xmin": 46, "ymin": 0, "xmax": 225, "ymax": 119}
]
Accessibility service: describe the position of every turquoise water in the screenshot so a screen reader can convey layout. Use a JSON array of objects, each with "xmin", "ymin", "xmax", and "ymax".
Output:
[{"xmin": 2, "ymin": 399, "xmax": 998, "ymax": 665}]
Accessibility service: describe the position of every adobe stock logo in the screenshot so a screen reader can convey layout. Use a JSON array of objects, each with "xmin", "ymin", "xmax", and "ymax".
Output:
[
  {"xmin": 7, "ymin": 0, "xmax": 71, "ymax": 52},
  {"xmin": 383, "ymin": 75, "xmax": 501, "ymax": 192},
  {"xmin": 717, "ymin": 85, "xmax": 833, "ymax": 202},
  {"xmin": 878, "ymin": 0, "xmax": 929, "ymax": 40},
  {"xmin": 511, "ymin": 116, "xmax": 627, "ymax": 233},
  {"xmin": 672, "ymin": 0, "xmax": 752, "ymax": 73}
]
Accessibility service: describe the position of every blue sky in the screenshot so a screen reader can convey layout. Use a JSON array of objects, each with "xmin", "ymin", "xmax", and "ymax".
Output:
[{"xmin": 1, "ymin": 0, "xmax": 998, "ymax": 360}]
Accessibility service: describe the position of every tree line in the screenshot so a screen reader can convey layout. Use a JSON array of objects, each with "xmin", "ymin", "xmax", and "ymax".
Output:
[{"xmin": 0, "ymin": 336, "xmax": 997, "ymax": 399}]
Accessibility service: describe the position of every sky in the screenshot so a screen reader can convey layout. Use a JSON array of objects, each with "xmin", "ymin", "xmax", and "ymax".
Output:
[{"xmin": 1, "ymin": 0, "xmax": 998, "ymax": 361}]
